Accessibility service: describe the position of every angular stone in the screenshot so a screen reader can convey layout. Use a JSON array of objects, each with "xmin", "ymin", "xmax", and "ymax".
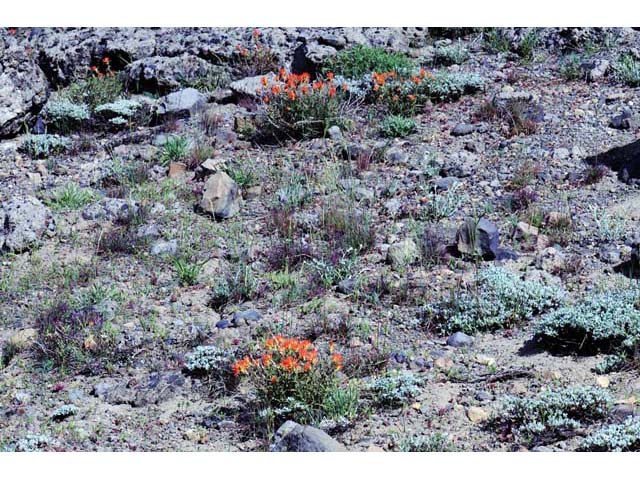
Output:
[
  {"xmin": 156, "ymin": 88, "xmax": 207, "ymax": 117},
  {"xmin": 456, "ymin": 218, "xmax": 500, "ymax": 260},
  {"xmin": 0, "ymin": 196, "xmax": 55, "ymax": 253},
  {"xmin": 200, "ymin": 171, "xmax": 242, "ymax": 220}
]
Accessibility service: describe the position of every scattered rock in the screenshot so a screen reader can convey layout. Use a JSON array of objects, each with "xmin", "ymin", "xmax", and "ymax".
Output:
[
  {"xmin": 466, "ymin": 406, "xmax": 489, "ymax": 423},
  {"xmin": 200, "ymin": 171, "xmax": 242, "ymax": 220},
  {"xmin": 270, "ymin": 420, "xmax": 347, "ymax": 452},
  {"xmin": 156, "ymin": 88, "xmax": 207, "ymax": 118},
  {"xmin": 387, "ymin": 239, "xmax": 419, "ymax": 270},
  {"xmin": 447, "ymin": 331, "xmax": 474, "ymax": 348},
  {"xmin": 0, "ymin": 196, "xmax": 55, "ymax": 253},
  {"xmin": 456, "ymin": 218, "xmax": 500, "ymax": 260}
]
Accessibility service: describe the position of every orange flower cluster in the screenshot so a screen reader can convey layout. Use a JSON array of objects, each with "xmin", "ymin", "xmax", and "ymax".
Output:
[
  {"xmin": 232, "ymin": 335, "xmax": 342, "ymax": 377},
  {"xmin": 258, "ymin": 69, "xmax": 347, "ymax": 104},
  {"xmin": 89, "ymin": 56, "xmax": 114, "ymax": 79}
]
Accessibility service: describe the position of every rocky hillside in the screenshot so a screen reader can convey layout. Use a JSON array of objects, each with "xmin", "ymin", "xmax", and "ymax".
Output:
[{"xmin": 1, "ymin": 27, "xmax": 640, "ymax": 452}]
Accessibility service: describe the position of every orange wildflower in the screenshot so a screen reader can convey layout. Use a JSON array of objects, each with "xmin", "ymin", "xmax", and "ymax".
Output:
[
  {"xmin": 232, "ymin": 356, "xmax": 252, "ymax": 376},
  {"xmin": 271, "ymin": 85, "xmax": 281, "ymax": 95},
  {"xmin": 263, "ymin": 95, "xmax": 270, "ymax": 103},
  {"xmin": 331, "ymin": 353, "xmax": 343, "ymax": 370},
  {"xmin": 8, "ymin": 28, "xmax": 16, "ymax": 35},
  {"xmin": 313, "ymin": 80, "xmax": 324, "ymax": 91},
  {"xmin": 271, "ymin": 375, "xmax": 278, "ymax": 384},
  {"xmin": 301, "ymin": 85, "xmax": 309, "ymax": 95},
  {"xmin": 328, "ymin": 85, "xmax": 337, "ymax": 97},
  {"xmin": 408, "ymin": 94, "xmax": 417, "ymax": 102},
  {"xmin": 102, "ymin": 56, "xmax": 110, "ymax": 65},
  {"xmin": 326, "ymin": 71, "xmax": 334, "ymax": 81},
  {"xmin": 262, "ymin": 354, "xmax": 273, "ymax": 367},
  {"xmin": 287, "ymin": 90, "xmax": 296, "ymax": 101},
  {"xmin": 261, "ymin": 76, "xmax": 268, "ymax": 87},
  {"xmin": 280, "ymin": 356, "xmax": 300, "ymax": 372}
]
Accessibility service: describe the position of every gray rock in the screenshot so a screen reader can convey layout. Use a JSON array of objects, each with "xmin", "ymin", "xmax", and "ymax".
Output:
[
  {"xmin": 200, "ymin": 171, "xmax": 242, "ymax": 220},
  {"xmin": 150, "ymin": 239, "xmax": 178, "ymax": 256},
  {"xmin": 327, "ymin": 125, "xmax": 342, "ymax": 141},
  {"xmin": 387, "ymin": 239, "xmax": 419, "ymax": 270},
  {"xmin": 580, "ymin": 59, "xmax": 609, "ymax": 81},
  {"xmin": 0, "ymin": 196, "xmax": 55, "ymax": 253},
  {"xmin": 0, "ymin": 48, "xmax": 49, "ymax": 138},
  {"xmin": 456, "ymin": 217, "xmax": 500, "ymax": 260},
  {"xmin": 447, "ymin": 331, "xmax": 475, "ymax": 348},
  {"xmin": 609, "ymin": 109, "xmax": 639, "ymax": 130},
  {"xmin": 125, "ymin": 54, "xmax": 225, "ymax": 94},
  {"xmin": 230, "ymin": 74, "xmax": 275, "ymax": 99},
  {"xmin": 82, "ymin": 198, "xmax": 139, "ymax": 222},
  {"xmin": 232, "ymin": 309, "xmax": 261, "ymax": 326},
  {"xmin": 270, "ymin": 420, "xmax": 347, "ymax": 452},
  {"xmin": 156, "ymin": 88, "xmax": 207, "ymax": 117},
  {"xmin": 451, "ymin": 123, "xmax": 477, "ymax": 137}
]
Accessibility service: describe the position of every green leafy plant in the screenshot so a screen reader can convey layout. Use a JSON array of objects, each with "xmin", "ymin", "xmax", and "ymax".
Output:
[
  {"xmin": 324, "ymin": 45, "xmax": 414, "ymax": 79},
  {"xmin": 160, "ymin": 136, "xmax": 189, "ymax": 165},
  {"xmin": 46, "ymin": 184, "xmax": 98, "ymax": 211},
  {"xmin": 379, "ymin": 115, "xmax": 416, "ymax": 138},
  {"xmin": 173, "ymin": 257, "xmax": 203, "ymax": 286}
]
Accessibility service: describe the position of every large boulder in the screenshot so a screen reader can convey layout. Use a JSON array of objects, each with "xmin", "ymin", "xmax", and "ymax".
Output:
[
  {"xmin": 0, "ymin": 48, "xmax": 49, "ymax": 138},
  {"xmin": 125, "ymin": 54, "xmax": 227, "ymax": 95},
  {"xmin": 200, "ymin": 171, "xmax": 242, "ymax": 220},
  {"xmin": 0, "ymin": 196, "xmax": 55, "ymax": 253},
  {"xmin": 155, "ymin": 88, "xmax": 207, "ymax": 118},
  {"xmin": 270, "ymin": 420, "xmax": 347, "ymax": 452}
]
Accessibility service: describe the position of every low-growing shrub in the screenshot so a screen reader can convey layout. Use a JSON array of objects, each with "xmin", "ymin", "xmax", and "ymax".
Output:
[
  {"xmin": 533, "ymin": 289, "xmax": 640, "ymax": 369},
  {"xmin": 35, "ymin": 301, "xmax": 118, "ymax": 372},
  {"xmin": 20, "ymin": 134, "xmax": 71, "ymax": 158},
  {"xmin": 368, "ymin": 369, "xmax": 421, "ymax": 407},
  {"xmin": 493, "ymin": 386, "xmax": 612, "ymax": 446},
  {"xmin": 233, "ymin": 336, "xmax": 344, "ymax": 427},
  {"xmin": 42, "ymin": 99, "xmax": 90, "ymax": 133},
  {"xmin": 324, "ymin": 45, "xmax": 414, "ymax": 79},
  {"xmin": 432, "ymin": 43, "xmax": 469, "ymax": 66},
  {"xmin": 379, "ymin": 115, "xmax": 416, "ymax": 138},
  {"xmin": 183, "ymin": 345, "xmax": 237, "ymax": 394},
  {"xmin": 559, "ymin": 54, "xmax": 585, "ymax": 81},
  {"xmin": 579, "ymin": 417, "xmax": 640, "ymax": 452},
  {"xmin": 425, "ymin": 267, "xmax": 566, "ymax": 334},
  {"xmin": 394, "ymin": 432, "xmax": 457, "ymax": 452},
  {"xmin": 95, "ymin": 99, "xmax": 142, "ymax": 128},
  {"xmin": 209, "ymin": 262, "xmax": 258, "ymax": 310}
]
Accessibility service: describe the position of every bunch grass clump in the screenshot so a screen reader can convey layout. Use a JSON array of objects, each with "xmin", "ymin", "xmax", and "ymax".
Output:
[
  {"xmin": 612, "ymin": 54, "xmax": 640, "ymax": 87},
  {"xmin": 425, "ymin": 267, "xmax": 566, "ymax": 334},
  {"xmin": 493, "ymin": 386, "xmax": 612, "ymax": 446},
  {"xmin": 46, "ymin": 183, "xmax": 98, "ymax": 211}
]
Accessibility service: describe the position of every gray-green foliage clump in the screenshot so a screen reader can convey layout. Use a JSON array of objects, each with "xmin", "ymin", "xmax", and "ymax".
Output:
[
  {"xmin": 493, "ymin": 386, "xmax": 612, "ymax": 446},
  {"xmin": 379, "ymin": 115, "xmax": 416, "ymax": 138},
  {"xmin": 425, "ymin": 267, "xmax": 565, "ymax": 334},
  {"xmin": 368, "ymin": 370, "xmax": 421, "ymax": 407},
  {"xmin": 432, "ymin": 43, "xmax": 469, "ymax": 66},
  {"xmin": 426, "ymin": 71, "xmax": 484, "ymax": 102},
  {"xmin": 533, "ymin": 289, "xmax": 640, "ymax": 370},
  {"xmin": 11, "ymin": 434, "xmax": 52, "ymax": 452},
  {"xmin": 95, "ymin": 99, "xmax": 142, "ymax": 127},
  {"xmin": 42, "ymin": 99, "xmax": 90, "ymax": 132},
  {"xmin": 183, "ymin": 345, "xmax": 236, "ymax": 393},
  {"xmin": 20, "ymin": 134, "xmax": 71, "ymax": 158},
  {"xmin": 579, "ymin": 417, "xmax": 640, "ymax": 452}
]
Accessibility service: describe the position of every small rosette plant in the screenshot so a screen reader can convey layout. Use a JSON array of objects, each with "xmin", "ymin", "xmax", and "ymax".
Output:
[
  {"xmin": 256, "ymin": 69, "xmax": 349, "ymax": 141},
  {"xmin": 232, "ymin": 335, "xmax": 344, "ymax": 426}
]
